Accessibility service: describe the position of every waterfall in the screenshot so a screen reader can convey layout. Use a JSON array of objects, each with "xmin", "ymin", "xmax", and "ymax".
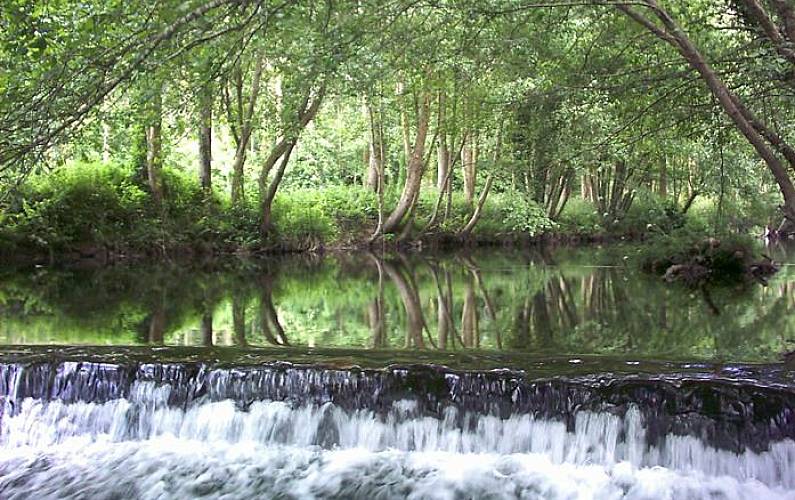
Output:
[{"xmin": 1, "ymin": 361, "xmax": 794, "ymax": 498}]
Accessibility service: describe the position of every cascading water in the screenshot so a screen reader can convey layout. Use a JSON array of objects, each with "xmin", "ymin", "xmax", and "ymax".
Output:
[{"xmin": 1, "ymin": 360, "xmax": 794, "ymax": 499}]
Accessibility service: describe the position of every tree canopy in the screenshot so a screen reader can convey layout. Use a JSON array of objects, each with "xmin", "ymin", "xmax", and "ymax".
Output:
[{"xmin": 1, "ymin": 0, "xmax": 793, "ymax": 247}]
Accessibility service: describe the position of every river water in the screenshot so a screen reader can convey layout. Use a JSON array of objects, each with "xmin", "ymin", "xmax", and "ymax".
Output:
[{"xmin": 1, "ymin": 245, "xmax": 794, "ymax": 498}]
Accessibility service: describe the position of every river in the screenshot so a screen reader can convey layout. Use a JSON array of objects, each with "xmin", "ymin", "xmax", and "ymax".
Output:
[{"xmin": 0, "ymin": 245, "xmax": 793, "ymax": 498}]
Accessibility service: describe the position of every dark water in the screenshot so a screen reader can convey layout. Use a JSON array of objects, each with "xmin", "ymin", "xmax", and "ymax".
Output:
[
  {"xmin": 1, "ymin": 245, "xmax": 795, "ymax": 499},
  {"xmin": 1, "ymin": 245, "xmax": 794, "ymax": 362}
]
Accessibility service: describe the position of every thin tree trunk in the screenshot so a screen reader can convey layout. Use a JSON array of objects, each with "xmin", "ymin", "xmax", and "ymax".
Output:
[
  {"xmin": 437, "ymin": 91, "xmax": 449, "ymax": 190},
  {"xmin": 364, "ymin": 99, "xmax": 384, "ymax": 193},
  {"xmin": 460, "ymin": 174, "xmax": 494, "ymax": 237},
  {"xmin": 618, "ymin": 2, "xmax": 795, "ymax": 226},
  {"xmin": 145, "ymin": 83, "xmax": 164, "ymax": 205},
  {"xmin": 198, "ymin": 83, "xmax": 213, "ymax": 192},
  {"xmin": 382, "ymin": 92, "xmax": 431, "ymax": 234},
  {"xmin": 230, "ymin": 54, "xmax": 265, "ymax": 205}
]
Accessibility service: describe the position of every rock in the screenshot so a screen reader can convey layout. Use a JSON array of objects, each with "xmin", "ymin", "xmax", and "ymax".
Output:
[{"xmin": 663, "ymin": 263, "xmax": 710, "ymax": 286}]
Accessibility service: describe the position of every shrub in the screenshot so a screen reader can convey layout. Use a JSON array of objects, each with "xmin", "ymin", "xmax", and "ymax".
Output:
[
  {"xmin": 615, "ymin": 190, "xmax": 684, "ymax": 236},
  {"xmin": 8, "ymin": 161, "xmax": 148, "ymax": 250},
  {"xmin": 556, "ymin": 198, "xmax": 602, "ymax": 235},
  {"xmin": 271, "ymin": 191, "xmax": 337, "ymax": 245}
]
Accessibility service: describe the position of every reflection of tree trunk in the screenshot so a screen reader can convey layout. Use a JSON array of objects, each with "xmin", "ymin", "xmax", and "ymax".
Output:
[
  {"xmin": 260, "ymin": 276, "xmax": 289, "ymax": 346},
  {"xmin": 201, "ymin": 312, "xmax": 213, "ymax": 347},
  {"xmin": 383, "ymin": 259, "xmax": 425, "ymax": 348},
  {"xmin": 148, "ymin": 304, "xmax": 166, "ymax": 345},
  {"xmin": 429, "ymin": 262, "xmax": 457, "ymax": 350},
  {"xmin": 232, "ymin": 292, "xmax": 247, "ymax": 347},
  {"xmin": 514, "ymin": 297, "xmax": 531, "ymax": 348},
  {"xmin": 461, "ymin": 256, "xmax": 499, "ymax": 348},
  {"xmin": 462, "ymin": 279, "xmax": 479, "ymax": 348},
  {"xmin": 437, "ymin": 292, "xmax": 449, "ymax": 349},
  {"xmin": 532, "ymin": 291, "xmax": 552, "ymax": 345},
  {"xmin": 368, "ymin": 298, "xmax": 386, "ymax": 348}
]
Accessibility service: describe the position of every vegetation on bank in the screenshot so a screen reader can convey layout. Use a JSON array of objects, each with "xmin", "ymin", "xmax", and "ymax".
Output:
[
  {"xmin": 2, "ymin": 1, "xmax": 794, "ymax": 267},
  {"xmin": 0, "ymin": 160, "xmax": 779, "ymax": 263}
]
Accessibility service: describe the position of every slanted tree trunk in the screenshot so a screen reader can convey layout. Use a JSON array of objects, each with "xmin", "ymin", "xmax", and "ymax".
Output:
[
  {"xmin": 198, "ymin": 83, "xmax": 213, "ymax": 192},
  {"xmin": 259, "ymin": 85, "xmax": 325, "ymax": 236},
  {"xmin": 145, "ymin": 83, "xmax": 164, "ymax": 205},
  {"xmin": 617, "ymin": 1, "xmax": 795, "ymax": 229},
  {"xmin": 225, "ymin": 55, "xmax": 265, "ymax": 205},
  {"xmin": 459, "ymin": 174, "xmax": 494, "ymax": 238},
  {"xmin": 381, "ymin": 92, "xmax": 431, "ymax": 235}
]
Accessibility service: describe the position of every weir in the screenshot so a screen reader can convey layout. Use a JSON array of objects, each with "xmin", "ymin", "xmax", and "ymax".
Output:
[{"xmin": 1, "ymin": 360, "xmax": 794, "ymax": 492}]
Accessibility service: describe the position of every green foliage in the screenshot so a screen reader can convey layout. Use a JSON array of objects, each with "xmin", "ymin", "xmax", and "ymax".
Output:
[
  {"xmin": 635, "ymin": 227, "xmax": 759, "ymax": 284},
  {"xmin": 7, "ymin": 161, "xmax": 148, "ymax": 250},
  {"xmin": 485, "ymin": 193, "xmax": 555, "ymax": 235},
  {"xmin": 271, "ymin": 191, "xmax": 338, "ymax": 246},
  {"xmin": 557, "ymin": 198, "xmax": 602, "ymax": 235},
  {"xmin": 614, "ymin": 191, "xmax": 685, "ymax": 237}
]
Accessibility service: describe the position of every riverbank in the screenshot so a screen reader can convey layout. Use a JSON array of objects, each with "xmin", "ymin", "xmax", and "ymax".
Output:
[{"xmin": 0, "ymin": 162, "xmax": 768, "ymax": 267}]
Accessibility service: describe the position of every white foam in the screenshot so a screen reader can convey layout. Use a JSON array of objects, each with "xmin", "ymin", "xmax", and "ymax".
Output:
[
  {"xmin": 0, "ymin": 438, "xmax": 792, "ymax": 499},
  {"xmin": 2, "ymin": 383, "xmax": 794, "ymax": 490}
]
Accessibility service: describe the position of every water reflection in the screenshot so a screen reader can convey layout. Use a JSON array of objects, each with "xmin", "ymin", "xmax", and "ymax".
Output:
[{"xmin": 1, "ymin": 246, "xmax": 794, "ymax": 362}]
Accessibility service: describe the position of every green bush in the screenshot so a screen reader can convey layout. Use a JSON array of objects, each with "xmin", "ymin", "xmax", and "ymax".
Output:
[
  {"xmin": 271, "ymin": 191, "xmax": 338, "ymax": 245},
  {"xmin": 635, "ymin": 227, "xmax": 758, "ymax": 283},
  {"xmin": 486, "ymin": 193, "xmax": 555, "ymax": 235},
  {"xmin": 8, "ymin": 161, "xmax": 148, "ymax": 250},
  {"xmin": 615, "ymin": 190, "xmax": 684, "ymax": 236},
  {"xmin": 556, "ymin": 198, "xmax": 602, "ymax": 235}
]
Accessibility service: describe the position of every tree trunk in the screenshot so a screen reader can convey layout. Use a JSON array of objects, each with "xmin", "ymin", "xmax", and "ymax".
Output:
[
  {"xmin": 382, "ymin": 93, "xmax": 431, "ymax": 234},
  {"xmin": 145, "ymin": 84, "xmax": 164, "ymax": 205},
  {"xmin": 259, "ymin": 85, "xmax": 325, "ymax": 237},
  {"xmin": 618, "ymin": 1, "xmax": 795, "ymax": 227},
  {"xmin": 229, "ymin": 55, "xmax": 265, "ymax": 205},
  {"xmin": 462, "ymin": 134, "xmax": 477, "ymax": 204},
  {"xmin": 437, "ymin": 92, "xmax": 449, "ymax": 190},
  {"xmin": 198, "ymin": 83, "xmax": 213, "ymax": 192},
  {"xmin": 460, "ymin": 174, "xmax": 494, "ymax": 237},
  {"xmin": 364, "ymin": 100, "xmax": 384, "ymax": 193}
]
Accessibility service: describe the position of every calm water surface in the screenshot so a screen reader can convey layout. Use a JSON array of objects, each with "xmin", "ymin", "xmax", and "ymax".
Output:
[{"xmin": 1, "ymin": 245, "xmax": 794, "ymax": 363}]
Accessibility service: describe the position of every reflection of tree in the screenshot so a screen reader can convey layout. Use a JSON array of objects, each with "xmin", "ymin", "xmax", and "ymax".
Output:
[
  {"xmin": 232, "ymin": 290, "xmax": 247, "ymax": 347},
  {"xmin": 461, "ymin": 274, "xmax": 479, "ymax": 348},
  {"xmin": 382, "ymin": 257, "xmax": 425, "ymax": 349},
  {"xmin": 429, "ymin": 262, "xmax": 456, "ymax": 350},
  {"xmin": 259, "ymin": 275, "xmax": 289, "ymax": 346},
  {"xmin": 460, "ymin": 255, "xmax": 499, "ymax": 349},
  {"xmin": 201, "ymin": 312, "xmax": 213, "ymax": 347},
  {"xmin": 147, "ymin": 300, "xmax": 166, "ymax": 345}
]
